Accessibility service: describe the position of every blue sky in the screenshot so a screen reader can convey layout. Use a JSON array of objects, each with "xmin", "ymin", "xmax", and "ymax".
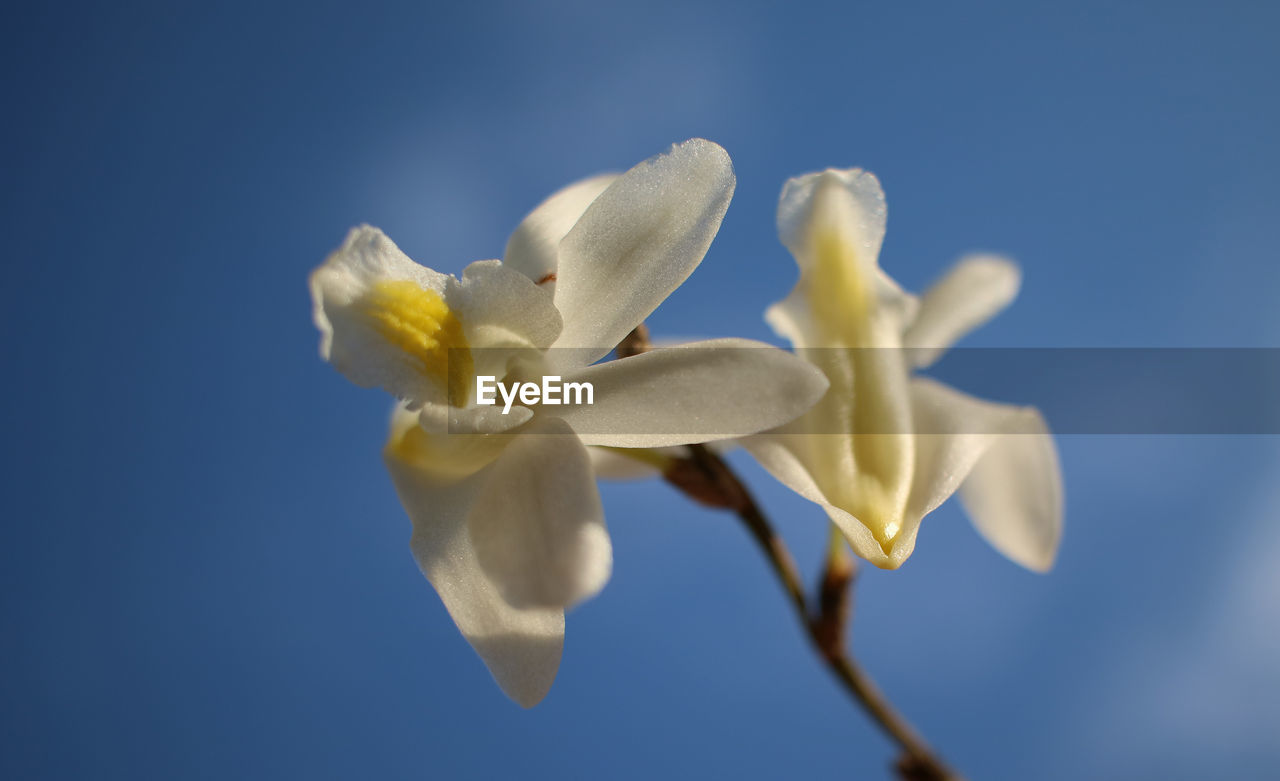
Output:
[{"xmin": 3, "ymin": 1, "xmax": 1279, "ymax": 778}]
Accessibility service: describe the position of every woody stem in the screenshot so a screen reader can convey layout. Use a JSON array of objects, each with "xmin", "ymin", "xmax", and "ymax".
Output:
[
  {"xmin": 680, "ymin": 444, "xmax": 959, "ymax": 781},
  {"xmin": 619, "ymin": 324, "xmax": 957, "ymax": 779}
]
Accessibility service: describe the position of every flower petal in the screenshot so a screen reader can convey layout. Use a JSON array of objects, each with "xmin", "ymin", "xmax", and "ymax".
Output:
[
  {"xmin": 467, "ymin": 416, "xmax": 612, "ymax": 609},
  {"xmin": 310, "ymin": 226, "xmax": 460, "ymax": 405},
  {"xmin": 766, "ymin": 269, "xmax": 918, "ymax": 350},
  {"xmin": 958, "ymin": 410, "xmax": 1063, "ymax": 572},
  {"xmin": 589, "ymin": 441, "xmax": 737, "ymax": 481},
  {"xmin": 588, "ymin": 446, "xmax": 668, "ymax": 480},
  {"xmin": 907, "ymin": 377, "xmax": 1059, "ymax": 569},
  {"xmin": 737, "ymin": 425, "xmax": 906, "ymax": 565},
  {"xmin": 417, "ymin": 398, "xmax": 534, "ymax": 439},
  {"xmin": 450, "ymin": 260, "xmax": 564, "ymax": 402},
  {"xmin": 383, "ymin": 407, "xmax": 562, "ymax": 708},
  {"xmin": 455, "ymin": 260, "xmax": 563, "ymax": 351},
  {"xmin": 903, "ymin": 254, "xmax": 1021, "ymax": 368},
  {"xmin": 769, "ymin": 170, "xmax": 920, "ymax": 551},
  {"xmin": 503, "ymin": 173, "xmax": 619, "ymax": 292},
  {"xmin": 770, "ymin": 168, "xmax": 919, "ymax": 347},
  {"xmin": 777, "ymin": 168, "xmax": 886, "ymax": 283},
  {"xmin": 550, "ymin": 139, "xmax": 735, "ymax": 368},
  {"xmin": 551, "ymin": 339, "xmax": 829, "ymax": 448}
]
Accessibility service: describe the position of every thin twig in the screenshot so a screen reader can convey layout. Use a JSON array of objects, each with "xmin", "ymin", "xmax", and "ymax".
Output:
[
  {"xmin": 813, "ymin": 525, "xmax": 856, "ymax": 663},
  {"xmin": 678, "ymin": 444, "xmax": 958, "ymax": 781},
  {"xmin": 614, "ymin": 322, "xmax": 651, "ymax": 359},
  {"xmin": 619, "ymin": 325, "xmax": 958, "ymax": 780}
]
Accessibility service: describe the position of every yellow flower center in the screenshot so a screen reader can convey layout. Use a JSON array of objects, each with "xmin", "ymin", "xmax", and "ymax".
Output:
[
  {"xmin": 806, "ymin": 226, "xmax": 913, "ymax": 554},
  {"xmin": 363, "ymin": 280, "xmax": 473, "ymax": 404},
  {"xmin": 811, "ymin": 227, "xmax": 873, "ymax": 346}
]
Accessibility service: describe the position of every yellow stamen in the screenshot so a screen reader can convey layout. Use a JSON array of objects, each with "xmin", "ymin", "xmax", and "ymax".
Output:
[{"xmin": 363, "ymin": 280, "xmax": 473, "ymax": 404}]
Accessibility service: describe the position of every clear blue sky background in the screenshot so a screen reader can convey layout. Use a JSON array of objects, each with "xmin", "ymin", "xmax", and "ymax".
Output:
[{"xmin": 4, "ymin": 1, "xmax": 1279, "ymax": 778}]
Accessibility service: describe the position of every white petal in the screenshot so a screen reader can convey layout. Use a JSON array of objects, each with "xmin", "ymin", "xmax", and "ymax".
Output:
[
  {"xmin": 455, "ymin": 260, "xmax": 563, "ymax": 350},
  {"xmin": 765, "ymin": 269, "xmax": 918, "ymax": 350},
  {"xmin": 467, "ymin": 416, "xmax": 612, "ymax": 609},
  {"xmin": 958, "ymin": 411, "xmax": 1063, "ymax": 572},
  {"xmin": 503, "ymin": 174, "xmax": 619, "ymax": 293},
  {"xmin": 771, "ymin": 169, "xmax": 919, "ymax": 347},
  {"xmin": 550, "ymin": 139, "xmax": 735, "ymax": 368},
  {"xmin": 382, "ymin": 407, "xmax": 562, "ymax": 707},
  {"xmin": 739, "ymin": 430, "xmax": 905, "ymax": 569},
  {"xmin": 450, "ymin": 260, "xmax": 563, "ymax": 401},
  {"xmin": 904, "ymin": 254, "xmax": 1021, "ymax": 368},
  {"xmin": 763, "ymin": 287, "xmax": 820, "ymax": 349},
  {"xmin": 589, "ymin": 440, "xmax": 737, "ymax": 480},
  {"xmin": 769, "ymin": 170, "xmax": 921, "ymax": 551},
  {"xmin": 417, "ymin": 399, "xmax": 534, "ymax": 438},
  {"xmin": 907, "ymin": 378, "xmax": 1058, "ymax": 569},
  {"xmin": 777, "ymin": 168, "xmax": 886, "ymax": 286},
  {"xmin": 587, "ymin": 446, "xmax": 667, "ymax": 480},
  {"xmin": 310, "ymin": 226, "xmax": 458, "ymax": 404},
  {"xmin": 551, "ymin": 339, "xmax": 829, "ymax": 448}
]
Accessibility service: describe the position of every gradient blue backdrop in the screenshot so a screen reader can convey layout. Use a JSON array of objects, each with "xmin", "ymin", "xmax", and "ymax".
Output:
[{"xmin": 4, "ymin": 1, "xmax": 1278, "ymax": 778}]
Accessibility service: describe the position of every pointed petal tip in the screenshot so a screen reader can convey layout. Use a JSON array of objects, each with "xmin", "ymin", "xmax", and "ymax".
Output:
[
  {"xmin": 994, "ymin": 538, "xmax": 1059, "ymax": 574},
  {"xmin": 468, "ymin": 630, "xmax": 565, "ymax": 708},
  {"xmin": 822, "ymin": 506, "xmax": 918, "ymax": 571},
  {"xmin": 1003, "ymin": 507, "xmax": 1062, "ymax": 575},
  {"xmin": 511, "ymin": 689, "xmax": 548, "ymax": 709},
  {"xmin": 868, "ymin": 556, "xmax": 904, "ymax": 571},
  {"xmin": 387, "ymin": 433, "xmax": 567, "ymax": 714},
  {"xmin": 955, "ymin": 405, "xmax": 1064, "ymax": 575},
  {"xmin": 849, "ymin": 536, "xmax": 909, "ymax": 571},
  {"xmin": 1025, "ymin": 554, "xmax": 1057, "ymax": 574}
]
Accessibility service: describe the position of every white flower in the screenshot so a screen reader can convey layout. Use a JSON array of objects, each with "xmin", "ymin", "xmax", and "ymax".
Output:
[
  {"xmin": 309, "ymin": 140, "xmax": 829, "ymax": 706},
  {"xmin": 742, "ymin": 168, "xmax": 1063, "ymax": 571}
]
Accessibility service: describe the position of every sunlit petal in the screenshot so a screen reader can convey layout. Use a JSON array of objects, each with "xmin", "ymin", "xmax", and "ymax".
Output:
[
  {"xmin": 551, "ymin": 139, "xmax": 735, "ymax": 368},
  {"xmin": 904, "ymin": 254, "xmax": 1020, "ymax": 368},
  {"xmin": 310, "ymin": 226, "xmax": 464, "ymax": 405},
  {"xmin": 503, "ymin": 173, "xmax": 619, "ymax": 293},
  {"xmin": 958, "ymin": 410, "xmax": 1063, "ymax": 572},
  {"xmin": 741, "ymin": 429, "xmax": 906, "ymax": 568},
  {"xmin": 588, "ymin": 446, "xmax": 667, "ymax": 480},
  {"xmin": 383, "ymin": 407, "xmax": 562, "ymax": 707},
  {"xmin": 553, "ymin": 338, "xmax": 828, "ymax": 448},
  {"xmin": 467, "ymin": 416, "xmax": 612, "ymax": 609},
  {"xmin": 907, "ymin": 378, "xmax": 1058, "ymax": 570}
]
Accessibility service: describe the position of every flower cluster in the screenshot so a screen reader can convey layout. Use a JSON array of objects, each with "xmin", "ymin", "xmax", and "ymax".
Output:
[{"xmin": 309, "ymin": 139, "xmax": 1062, "ymax": 706}]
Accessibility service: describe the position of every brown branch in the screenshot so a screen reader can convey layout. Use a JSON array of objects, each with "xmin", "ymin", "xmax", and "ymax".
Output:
[
  {"xmin": 670, "ymin": 445, "xmax": 959, "ymax": 781},
  {"xmin": 615, "ymin": 322, "xmax": 651, "ymax": 359},
  {"xmin": 813, "ymin": 534, "xmax": 856, "ymax": 663},
  {"xmin": 619, "ymin": 325, "xmax": 959, "ymax": 780},
  {"xmin": 681, "ymin": 443, "xmax": 810, "ymax": 622}
]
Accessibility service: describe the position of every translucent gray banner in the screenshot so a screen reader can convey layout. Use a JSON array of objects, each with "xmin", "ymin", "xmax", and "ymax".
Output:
[{"xmin": 445, "ymin": 347, "xmax": 1280, "ymax": 435}]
